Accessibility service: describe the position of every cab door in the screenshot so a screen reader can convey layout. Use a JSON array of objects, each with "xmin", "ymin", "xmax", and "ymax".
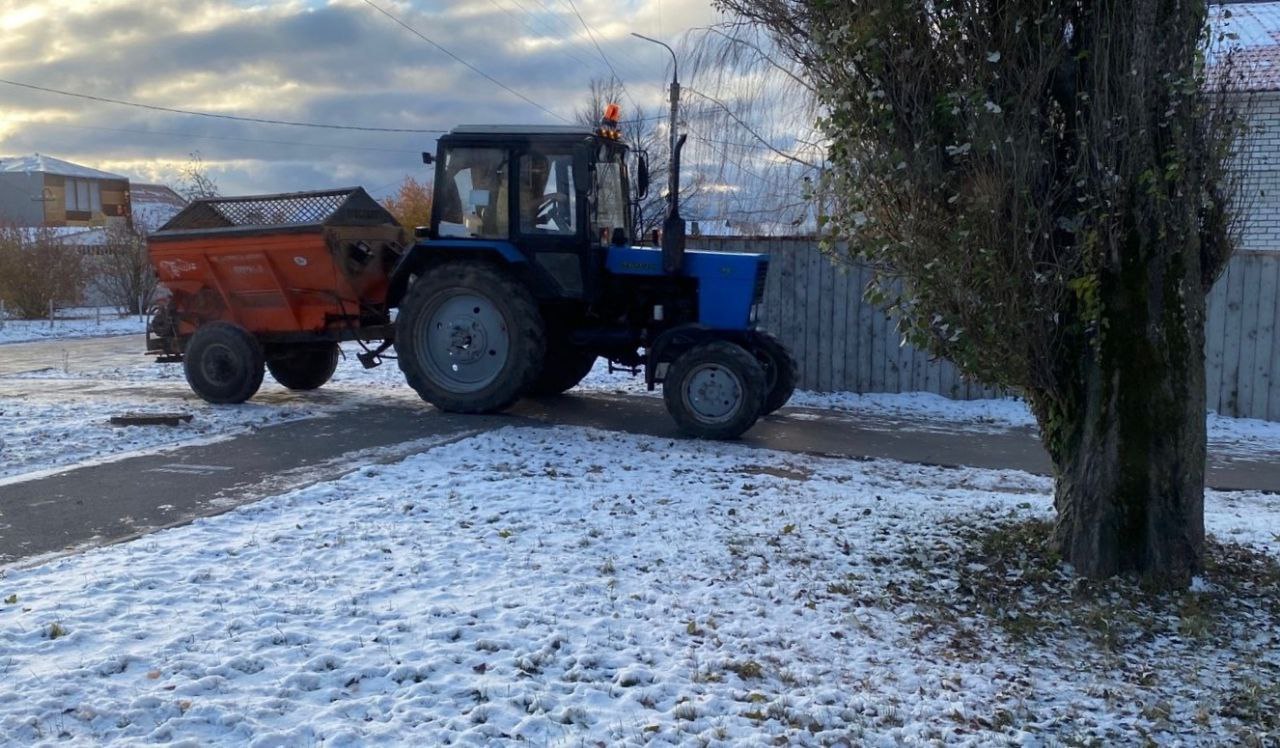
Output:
[{"xmin": 514, "ymin": 147, "xmax": 593, "ymax": 299}]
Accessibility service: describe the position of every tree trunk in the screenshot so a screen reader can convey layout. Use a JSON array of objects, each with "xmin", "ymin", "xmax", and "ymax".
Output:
[{"xmin": 1032, "ymin": 233, "xmax": 1207, "ymax": 589}]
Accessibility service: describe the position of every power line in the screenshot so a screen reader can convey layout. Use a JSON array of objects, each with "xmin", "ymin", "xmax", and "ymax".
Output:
[
  {"xmin": 562, "ymin": 0, "xmax": 642, "ymax": 114},
  {"xmin": 40, "ymin": 122, "xmax": 425, "ymax": 155},
  {"xmin": 359, "ymin": 0, "xmax": 569, "ymax": 123},
  {"xmin": 0, "ymin": 78, "xmax": 446, "ymax": 133},
  {"xmin": 484, "ymin": 0, "xmax": 598, "ymax": 72}
]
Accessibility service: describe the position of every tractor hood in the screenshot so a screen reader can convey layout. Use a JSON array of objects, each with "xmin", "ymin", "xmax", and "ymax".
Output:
[{"xmin": 605, "ymin": 245, "xmax": 768, "ymax": 330}]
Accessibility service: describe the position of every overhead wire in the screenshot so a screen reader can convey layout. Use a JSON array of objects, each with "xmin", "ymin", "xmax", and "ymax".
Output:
[
  {"xmin": 359, "ymin": 0, "xmax": 569, "ymax": 123},
  {"xmin": 39, "ymin": 122, "xmax": 425, "ymax": 155},
  {"xmin": 0, "ymin": 77, "xmax": 446, "ymax": 133},
  {"xmin": 562, "ymin": 0, "xmax": 643, "ymax": 114},
  {"xmin": 483, "ymin": 0, "xmax": 598, "ymax": 71}
]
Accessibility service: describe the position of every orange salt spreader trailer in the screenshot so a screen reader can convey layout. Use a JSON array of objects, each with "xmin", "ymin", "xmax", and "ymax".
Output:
[{"xmin": 146, "ymin": 188, "xmax": 405, "ymax": 404}]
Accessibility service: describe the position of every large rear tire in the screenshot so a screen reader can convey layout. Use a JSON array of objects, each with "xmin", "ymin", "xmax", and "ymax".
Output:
[
  {"xmin": 745, "ymin": 331, "xmax": 797, "ymax": 415},
  {"xmin": 395, "ymin": 262, "xmax": 545, "ymax": 414},
  {"xmin": 184, "ymin": 322, "xmax": 265, "ymax": 404},
  {"xmin": 663, "ymin": 341, "xmax": 766, "ymax": 440},
  {"xmin": 266, "ymin": 343, "xmax": 340, "ymax": 391},
  {"xmin": 526, "ymin": 337, "xmax": 596, "ymax": 396}
]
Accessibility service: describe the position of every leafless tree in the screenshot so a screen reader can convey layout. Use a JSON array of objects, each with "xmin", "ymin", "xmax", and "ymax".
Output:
[
  {"xmin": 178, "ymin": 152, "xmax": 220, "ymax": 201},
  {"xmin": 576, "ymin": 77, "xmax": 685, "ymax": 238},
  {"xmin": 0, "ymin": 226, "xmax": 86, "ymax": 318},
  {"xmin": 91, "ymin": 223, "xmax": 158, "ymax": 315}
]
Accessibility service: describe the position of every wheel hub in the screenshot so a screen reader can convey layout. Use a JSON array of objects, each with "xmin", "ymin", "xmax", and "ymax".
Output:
[
  {"xmin": 418, "ymin": 293, "xmax": 510, "ymax": 393},
  {"xmin": 201, "ymin": 343, "xmax": 239, "ymax": 386},
  {"xmin": 685, "ymin": 364, "xmax": 743, "ymax": 422},
  {"xmin": 445, "ymin": 317, "xmax": 489, "ymax": 365}
]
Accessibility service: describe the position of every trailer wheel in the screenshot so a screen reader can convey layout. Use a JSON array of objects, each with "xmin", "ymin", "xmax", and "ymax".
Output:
[
  {"xmin": 184, "ymin": 322, "xmax": 265, "ymax": 404},
  {"xmin": 745, "ymin": 331, "xmax": 797, "ymax": 415},
  {"xmin": 526, "ymin": 338, "xmax": 596, "ymax": 396},
  {"xmin": 663, "ymin": 341, "xmax": 766, "ymax": 440},
  {"xmin": 395, "ymin": 262, "xmax": 545, "ymax": 413},
  {"xmin": 267, "ymin": 343, "xmax": 340, "ymax": 391}
]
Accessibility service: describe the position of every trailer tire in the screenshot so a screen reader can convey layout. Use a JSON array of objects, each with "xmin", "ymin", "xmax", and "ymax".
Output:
[
  {"xmin": 395, "ymin": 261, "xmax": 545, "ymax": 413},
  {"xmin": 267, "ymin": 343, "xmax": 340, "ymax": 391},
  {"xmin": 663, "ymin": 341, "xmax": 766, "ymax": 440},
  {"xmin": 526, "ymin": 339, "xmax": 596, "ymax": 396},
  {"xmin": 184, "ymin": 322, "xmax": 265, "ymax": 404},
  {"xmin": 745, "ymin": 331, "xmax": 797, "ymax": 415}
]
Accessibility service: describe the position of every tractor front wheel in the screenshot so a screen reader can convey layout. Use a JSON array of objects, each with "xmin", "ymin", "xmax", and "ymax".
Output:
[
  {"xmin": 184, "ymin": 322, "xmax": 265, "ymax": 404},
  {"xmin": 663, "ymin": 341, "xmax": 766, "ymax": 440},
  {"xmin": 267, "ymin": 343, "xmax": 340, "ymax": 391},
  {"xmin": 395, "ymin": 262, "xmax": 545, "ymax": 413}
]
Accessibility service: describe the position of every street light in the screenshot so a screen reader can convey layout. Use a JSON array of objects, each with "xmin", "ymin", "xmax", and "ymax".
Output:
[{"xmin": 631, "ymin": 32, "xmax": 687, "ymax": 274}]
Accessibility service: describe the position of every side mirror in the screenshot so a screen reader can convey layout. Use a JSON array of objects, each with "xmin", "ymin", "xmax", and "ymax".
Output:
[{"xmin": 636, "ymin": 154, "xmax": 650, "ymax": 199}]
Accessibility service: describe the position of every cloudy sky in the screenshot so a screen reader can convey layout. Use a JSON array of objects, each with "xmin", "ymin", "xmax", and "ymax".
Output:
[{"xmin": 0, "ymin": 0, "xmax": 720, "ymax": 199}]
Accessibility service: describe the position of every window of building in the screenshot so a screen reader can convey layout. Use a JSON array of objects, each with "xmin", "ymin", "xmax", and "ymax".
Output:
[{"xmin": 66, "ymin": 178, "xmax": 101, "ymax": 214}]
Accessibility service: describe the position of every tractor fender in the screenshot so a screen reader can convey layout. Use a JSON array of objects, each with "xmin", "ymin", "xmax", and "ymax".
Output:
[
  {"xmin": 387, "ymin": 241, "xmax": 557, "ymax": 307},
  {"xmin": 646, "ymin": 324, "xmax": 752, "ymax": 388}
]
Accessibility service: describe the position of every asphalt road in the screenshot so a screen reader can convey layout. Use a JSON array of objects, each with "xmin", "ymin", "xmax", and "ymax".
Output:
[{"xmin": 2, "ymin": 334, "xmax": 1278, "ymax": 565}]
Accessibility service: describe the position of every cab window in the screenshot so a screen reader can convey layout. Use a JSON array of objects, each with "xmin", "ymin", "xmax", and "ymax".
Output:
[
  {"xmin": 519, "ymin": 152, "xmax": 576, "ymax": 235},
  {"xmin": 437, "ymin": 147, "xmax": 509, "ymax": 238},
  {"xmin": 591, "ymin": 146, "xmax": 627, "ymax": 242}
]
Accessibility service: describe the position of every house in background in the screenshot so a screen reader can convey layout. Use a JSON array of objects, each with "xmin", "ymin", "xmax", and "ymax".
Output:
[
  {"xmin": 0, "ymin": 154, "xmax": 131, "ymax": 229},
  {"xmin": 128, "ymin": 183, "xmax": 187, "ymax": 234}
]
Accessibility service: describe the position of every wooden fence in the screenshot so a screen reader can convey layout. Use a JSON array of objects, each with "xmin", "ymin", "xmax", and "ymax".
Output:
[{"xmin": 689, "ymin": 236, "xmax": 1280, "ymax": 421}]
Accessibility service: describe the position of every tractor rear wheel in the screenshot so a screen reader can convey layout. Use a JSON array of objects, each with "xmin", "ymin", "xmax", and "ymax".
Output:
[
  {"xmin": 745, "ymin": 331, "xmax": 797, "ymax": 415},
  {"xmin": 267, "ymin": 343, "xmax": 340, "ymax": 391},
  {"xmin": 526, "ymin": 338, "xmax": 596, "ymax": 396},
  {"xmin": 184, "ymin": 322, "xmax": 265, "ymax": 404},
  {"xmin": 395, "ymin": 262, "xmax": 545, "ymax": 414},
  {"xmin": 663, "ymin": 341, "xmax": 766, "ymax": 440}
]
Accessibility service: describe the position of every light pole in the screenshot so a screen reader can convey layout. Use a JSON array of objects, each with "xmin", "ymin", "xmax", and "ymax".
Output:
[{"xmin": 631, "ymin": 32, "xmax": 687, "ymax": 273}]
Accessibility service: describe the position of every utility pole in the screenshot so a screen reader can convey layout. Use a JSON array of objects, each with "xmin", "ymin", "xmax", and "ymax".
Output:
[{"xmin": 631, "ymin": 32, "xmax": 687, "ymax": 274}]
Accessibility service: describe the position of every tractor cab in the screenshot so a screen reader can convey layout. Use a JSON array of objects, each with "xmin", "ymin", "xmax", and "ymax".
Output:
[{"xmin": 423, "ymin": 125, "xmax": 638, "ymax": 301}]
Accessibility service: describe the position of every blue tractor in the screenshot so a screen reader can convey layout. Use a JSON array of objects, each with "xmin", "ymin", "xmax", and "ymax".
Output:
[{"xmin": 385, "ymin": 117, "xmax": 796, "ymax": 439}]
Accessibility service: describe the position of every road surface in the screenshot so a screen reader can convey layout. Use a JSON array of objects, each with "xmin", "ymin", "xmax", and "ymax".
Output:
[{"xmin": 1, "ymin": 334, "xmax": 1277, "ymax": 565}]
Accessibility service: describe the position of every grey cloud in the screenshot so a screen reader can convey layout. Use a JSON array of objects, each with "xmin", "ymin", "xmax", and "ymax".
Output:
[{"xmin": 1, "ymin": 0, "xmax": 703, "ymax": 196}]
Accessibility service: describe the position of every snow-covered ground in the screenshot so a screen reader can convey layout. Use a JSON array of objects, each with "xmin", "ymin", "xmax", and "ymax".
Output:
[
  {"xmin": 0, "ymin": 426, "xmax": 1276, "ymax": 745},
  {"xmin": 0, "ymin": 308, "xmax": 144, "ymax": 345}
]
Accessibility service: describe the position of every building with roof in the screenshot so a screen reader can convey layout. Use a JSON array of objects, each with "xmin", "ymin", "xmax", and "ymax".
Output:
[
  {"xmin": 1214, "ymin": 2, "xmax": 1280, "ymax": 251},
  {"xmin": 129, "ymin": 183, "xmax": 188, "ymax": 234},
  {"xmin": 0, "ymin": 154, "xmax": 131, "ymax": 229}
]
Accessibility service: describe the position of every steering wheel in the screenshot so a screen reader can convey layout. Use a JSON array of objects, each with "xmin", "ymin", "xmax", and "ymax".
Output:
[{"xmin": 536, "ymin": 192, "xmax": 571, "ymax": 232}]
